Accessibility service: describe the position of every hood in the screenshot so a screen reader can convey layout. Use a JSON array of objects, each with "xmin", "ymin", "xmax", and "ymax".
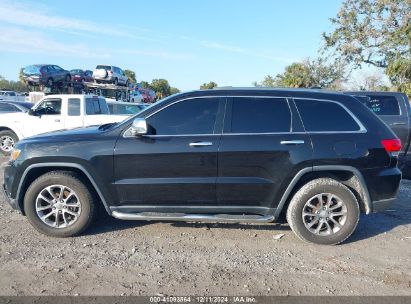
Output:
[
  {"xmin": 19, "ymin": 125, "xmax": 109, "ymax": 144},
  {"xmin": 0, "ymin": 112, "xmax": 28, "ymax": 122}
]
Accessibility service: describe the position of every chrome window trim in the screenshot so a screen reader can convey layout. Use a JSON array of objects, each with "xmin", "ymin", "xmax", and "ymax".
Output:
[
  {"xmin": 294, "ymin": 97, "xmax": 367, "ymax": 133},
  {"xmin": 124, "ymin": 95, "xmax": 367, "ymax": 138}
]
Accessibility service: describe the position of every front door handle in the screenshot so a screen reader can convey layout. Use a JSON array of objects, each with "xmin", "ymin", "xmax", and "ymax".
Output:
[
  {"xmin": 391, "ymin": 122, "xmax": 406, "ymax": 126},
  {"xmin": 189, "ymin": 141, "xmax": 213, "ymax": 147},
  {"xmin": 54, "ymin": 119, "xmax": 61, "ymax": 122},
  {"xmin": 280, "ymin": 140, "xmax": 305, "ymax": 145}
]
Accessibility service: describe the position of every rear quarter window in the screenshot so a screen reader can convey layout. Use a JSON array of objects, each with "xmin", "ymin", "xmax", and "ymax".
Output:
[
  {"xmin": 85, "ymin": 98, "xmax": 109, "ymax": 115},
  {"xmin": 295, "ymin": 99, "xmax": 361, "ymax": 132},
  {"xmin": 364, "ymin": 95, "xmax": 400, "ymax": 116}
]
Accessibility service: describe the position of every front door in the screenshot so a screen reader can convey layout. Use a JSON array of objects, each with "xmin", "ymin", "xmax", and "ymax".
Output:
[
  {"xmin": 217, "ymin": 96, "xmax": 312, "ymax": 213},
  {"xmin": 113, "ymin": 97, "xmax": 225, "ymax": 207},
  {"xmin": 24, "ymin": 97, "xmax": 65, "ymax": 137}
]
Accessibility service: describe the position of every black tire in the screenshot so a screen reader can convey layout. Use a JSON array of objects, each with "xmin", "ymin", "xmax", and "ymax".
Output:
[
  {"xmin": 125, "ymin": 80, "xmax": 129, "ymax": 87},
  {"xmin": 114, "ymin": 78, "xmax": 118, "ymax": 86},
  {"xmin": 65, "ymin": 74, "xmax": 71, "ymax": 82},
  {"xmin": 286, "ymin": 178, "xmax": 360, "ymax": 245},
  {"xmin": 24, "ymin": 171, "xmax": 96, "ymax": 237},
  {"xmin": 0, "ymin": 130, "xmax": 18, "ymax": 156}
]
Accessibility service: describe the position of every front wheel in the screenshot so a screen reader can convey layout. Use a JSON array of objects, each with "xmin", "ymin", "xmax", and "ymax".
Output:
[
  {"xmin": 0, "ymin": 130, "xmax": 18, "ymax": 155},
  {"xmin": 24, "ymin": 171, "xmax": 96, "ymax": 237},
  {"xmin": 286, "ymin": 178, "xmax": 360, "ymax": 245}
]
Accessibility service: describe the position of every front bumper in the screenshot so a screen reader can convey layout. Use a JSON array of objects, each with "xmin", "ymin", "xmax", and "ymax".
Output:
[{"xmin": 2, "ymin": 183, "xmax": 20, "ymax": 212}]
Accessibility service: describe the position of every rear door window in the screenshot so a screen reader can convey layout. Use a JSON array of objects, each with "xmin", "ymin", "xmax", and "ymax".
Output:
[
  {"xmin": 68, "ymin": 98, "xmax": 81, "ymax": 116},
  {"xmin": 363, "ymin": 95, "xmax": 400, "ymax": 116},
  {"xmin": 85, "ymin": 98, "xmax": 109, "ymax": 115},
  {"xmin": 295, "ymin": 99, "xmax": 361, "ymax": 132},
  {"xmin": 228, "ymin": 97, "xmax": 291, "ymax": 133}
]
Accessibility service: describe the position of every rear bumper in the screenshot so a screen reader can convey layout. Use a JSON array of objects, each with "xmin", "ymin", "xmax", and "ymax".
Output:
[{"xmin": 364, "ymin": 167, "xmax": 402, "ymax": 213}]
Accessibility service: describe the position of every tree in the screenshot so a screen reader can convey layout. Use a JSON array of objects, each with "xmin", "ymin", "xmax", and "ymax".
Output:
[
  {"xmin": 139, "ymin": 81, "xmax": 151, "ymax": 89},
  {"xmin": 170, "ymin": 87, "xmax": 180, "ymax": 95},
  {"xmin": 0, "ymin": 75, "xmax": 28, "ymax": 92},
  {"xmin": 19, "ymin": 68, "xmax": 25, "ymax": 83},
  {"xmin": 386, "ymin": 58, "xmax": 411, "ymax": 95},
  {"xmin": 254, "ymin": 58, "xmax": 346, "ymax": 89},
  {"xmin": 150, "ymin": 79, "xmax": 171, "ymax": 99},
  {"xmin": 200, "ymin": 81, "xmax": 218, "ymax": 90},
  {"xmin": 323, "ymin": 0, "xmax": 410, "ymax": 69},
  {"xmin": 349, "ymin": 71, "xmax": 390, "ymax": 91},
  {"xmin": 124, "ymin": 69, "xmax": 137, "ymax": 83}
]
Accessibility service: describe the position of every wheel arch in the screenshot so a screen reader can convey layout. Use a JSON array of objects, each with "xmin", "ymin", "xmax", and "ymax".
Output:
[
  {"xmin": 0, "ymin": 126, "xmax": 23, "ymax": 140},
  {"xmin": 16, "ymin": 163, "xmax": 111, "ymax": 216},
  {"xmin": 274, "ymin": 166, "xmax": 372, "ymax": 219}
]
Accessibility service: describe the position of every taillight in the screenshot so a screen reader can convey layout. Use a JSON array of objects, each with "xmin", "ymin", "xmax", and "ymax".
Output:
[{"xmin": 381, "ymin": 139, "xmax": 401, "ymax": 154}]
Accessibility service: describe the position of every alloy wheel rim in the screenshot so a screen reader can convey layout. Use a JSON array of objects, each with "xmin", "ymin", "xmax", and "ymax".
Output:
[
  {"xmin": 0, "ymin": 136, "xmax": 14, "ymax": 152},
  {"xmin": 302, "ymin": 193, "xmax": 348, "ymax": 236},
  {"xmin": 35, "ymin": 185, "xmax": 81, "ymax": 228}
]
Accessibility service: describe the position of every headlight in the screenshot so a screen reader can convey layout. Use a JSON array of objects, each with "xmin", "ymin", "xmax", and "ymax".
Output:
[{"xmin": 10, "ymin": 149, "xmax": 21, "ymax": 161}]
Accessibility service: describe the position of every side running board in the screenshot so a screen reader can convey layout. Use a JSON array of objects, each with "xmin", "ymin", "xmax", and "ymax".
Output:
[{"xmin": 112, "ymin": 211, "xmax": 275, "ymax": 223}]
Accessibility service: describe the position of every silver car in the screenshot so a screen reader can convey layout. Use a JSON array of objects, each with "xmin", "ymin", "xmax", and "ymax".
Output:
[{"xmin": 92, "ymin": 65, "xmax": 129, "ymax": 86}]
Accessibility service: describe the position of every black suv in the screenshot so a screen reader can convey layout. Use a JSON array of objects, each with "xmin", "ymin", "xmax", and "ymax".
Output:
[{"xmin": 2, "ymin": 89, "xmax": 402, "ymax": 245}]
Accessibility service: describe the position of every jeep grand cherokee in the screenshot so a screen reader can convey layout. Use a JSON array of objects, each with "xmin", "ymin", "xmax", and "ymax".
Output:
[{"xmin": 2, "ymin": 88, "xmax": 402, "ymax": 245}]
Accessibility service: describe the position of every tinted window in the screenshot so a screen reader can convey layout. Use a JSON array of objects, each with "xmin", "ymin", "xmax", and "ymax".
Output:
[
  {"xmin": 147, "ymin": 98, "xmax": 219, "ymax": 135},
  {"xmin": 53, "ymin": 65, "xmax": 63, "ymax": 71},
  {"xmin": 68, "ymin": 98, "xmax": 81, "ymax": 116},
  {"xmin": 96, "ymin": 65, "xmax": 111, "ymax": 71},
  {"xmin": 23, "ymin": 65, "xmax": 41, "ymax": 75},
  {"xmin": 85, "ymin": 98, "xmax": 109, "ymax": 115},
  {"xmin": 230, "ymin": 97, "xmax": 291, "ymax": 133},
  {"xmin": 364, "ymin": 95, "xmax": 400, "ymax": 116},
  {"xmin": 295, "ymin": 99, "xmax": 360, "ymax": 132},
  {"xmin": 0, "ymin": 103, "xmax": 19, "ymax": 112},
  {"xmin": 35, "ymin": 98, "xmax": 62, "ymax": 115}
]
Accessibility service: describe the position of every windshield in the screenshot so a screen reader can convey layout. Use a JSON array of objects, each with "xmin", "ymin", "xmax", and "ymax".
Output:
[
  {"xmin": 23, "ymin": 65, "xmax": 41, "ymax": 75},
  {"xmin": 96, "ymin": 65, "xmax": 111, "ymax": 71},
  {"xmin": 70, "ymin": 69, "xmax": 83, "ymax": 74}
]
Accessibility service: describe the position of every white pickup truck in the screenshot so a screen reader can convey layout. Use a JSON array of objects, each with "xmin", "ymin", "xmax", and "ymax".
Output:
[{"xmin": 0, "ymin": 94, "xmax": 127, "ymax": 155}]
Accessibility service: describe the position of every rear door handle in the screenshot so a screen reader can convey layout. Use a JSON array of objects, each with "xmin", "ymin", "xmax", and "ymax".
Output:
[
  {"xmin": 189, "ymin": 141, "xmax": 213, "ymax": 147},
  {"xmin": 280, "ymin": 140, "xmax": 305, "ymax": 145}
]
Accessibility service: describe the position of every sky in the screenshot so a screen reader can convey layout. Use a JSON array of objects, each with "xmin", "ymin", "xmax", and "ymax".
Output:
[{"xmin": 0, "ymin": 0, "xmax": 343, "ymax": 91}]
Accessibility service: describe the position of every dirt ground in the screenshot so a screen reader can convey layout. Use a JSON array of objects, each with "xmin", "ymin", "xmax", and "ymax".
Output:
[{"xmin": 0, "ymin": 156, "xmax": 410, "ymax": 296}]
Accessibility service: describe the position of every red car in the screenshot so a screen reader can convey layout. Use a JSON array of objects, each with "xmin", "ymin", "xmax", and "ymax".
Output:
[
  {"xmin": 138, "ymin": 88, "xmax": 156, "ymax": 103},
  {"xmin": 70, "ymin": 69, "xmax": 93, "ymax": 83}
]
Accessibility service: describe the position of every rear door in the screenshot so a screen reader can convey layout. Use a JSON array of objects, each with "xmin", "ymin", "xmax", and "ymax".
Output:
[{"xmin": 217, "ymin": 96, "xmax": 312, "ymax": 212}]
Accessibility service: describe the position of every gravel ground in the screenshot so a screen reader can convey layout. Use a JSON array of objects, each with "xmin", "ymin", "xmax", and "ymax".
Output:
[{"xmin": 0, "ymin": 156, "xmax": 410, "ymax": 296}]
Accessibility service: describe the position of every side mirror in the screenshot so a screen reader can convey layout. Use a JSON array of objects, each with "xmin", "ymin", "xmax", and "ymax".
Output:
[
  {"xmin": 28, "ymin": 109, "xmax": 38, "ymax": 116},
  {"xmin": 130, "ymin": 118, "xmax": 148, "ymax": 136}
]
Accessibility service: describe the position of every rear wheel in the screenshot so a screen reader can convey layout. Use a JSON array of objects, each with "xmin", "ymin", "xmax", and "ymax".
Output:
[
  {"xmin": 0, "ymin": 130, "xmax": 18, "ymax": 155},
  {"xmin": 65, "ymin": 74, "xmax": 71, "ymax": 82},
  {"xmin": 114, "ymin": 78, "xmax": 118, "ymax": 86},
  {"xmin": 24, "ymin": 171, "xmax": 96, "ymax": 237},
  {"xmin": 286, "ymin": 178, "xmax": 360, "ymax": 245}
]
